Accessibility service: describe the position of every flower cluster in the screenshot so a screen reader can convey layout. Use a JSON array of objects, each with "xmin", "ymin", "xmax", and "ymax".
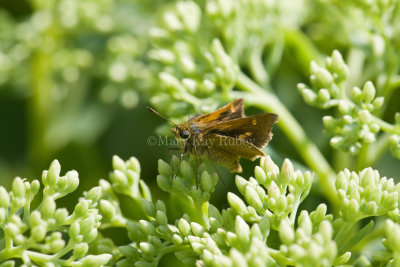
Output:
[
  {"xmin": 2, "ymin": 155, "xmax": 400, "ymax": 266},
  {"xmin": 0, "ymin": 160, "xmax": 110, "ymax": 266}
]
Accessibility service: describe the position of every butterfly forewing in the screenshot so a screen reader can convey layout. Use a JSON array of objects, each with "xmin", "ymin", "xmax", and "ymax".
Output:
[
  {"xmin": 203, "ymin": 113, "xmax": 278, "ymax": 148},
  {"xmin": 189, "ymin": 98, "xmax": 244, "ymax": 126}
]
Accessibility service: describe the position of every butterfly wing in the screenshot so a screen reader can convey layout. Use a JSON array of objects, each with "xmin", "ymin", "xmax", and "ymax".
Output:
[
  {"xmin": 203, "ymin": 113, "xmax": 278, "ymax": 149},
  {"xmin": 203, "ymin": 134, "xmax": 266, "ymax": 172},
  {"xmin": 189, "ymin": 98, "xmax": 244, "ymax": 125}
]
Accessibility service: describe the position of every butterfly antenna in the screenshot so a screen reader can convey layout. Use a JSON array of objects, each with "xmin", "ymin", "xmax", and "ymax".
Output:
[{"xmin": 147, "ymin": 106, "xmax": 177, "ymax": 126}]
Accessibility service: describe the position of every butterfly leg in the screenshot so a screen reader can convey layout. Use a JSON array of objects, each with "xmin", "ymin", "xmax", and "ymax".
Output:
[
  {"xmin": 193, "ymin": 144, "xmax": 199, "ymax": 188},
  {"xmin": 168, "ymin": 147, "xmax": 180, "ymax": 179},
  {"xmin": 174, "ymin": 153, "xmax": 184, "ymax": 179}
]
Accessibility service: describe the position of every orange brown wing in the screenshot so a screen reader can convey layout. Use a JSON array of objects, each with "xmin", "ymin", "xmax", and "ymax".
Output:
[
  {"xmin": 202, "ymin": 134, "xmax": 266, "ymax": 172},
  {"xmin": 203, "ymin": 113, "xmax": 278, "ymax": 149},
  {"xmin": 189, "ymin": 99, "xmax": 244, "ymax": 125}
]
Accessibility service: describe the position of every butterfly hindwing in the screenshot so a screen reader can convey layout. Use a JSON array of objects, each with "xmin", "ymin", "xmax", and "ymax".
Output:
[{"xmin": 202, "ymin": 134, "xmax": 266, "ymax": 172}]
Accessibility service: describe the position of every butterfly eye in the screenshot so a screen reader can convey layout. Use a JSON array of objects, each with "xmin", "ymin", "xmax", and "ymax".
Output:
[{"xmin": 180, "ymin": 130, "xmax": 190, "ymax": 139}]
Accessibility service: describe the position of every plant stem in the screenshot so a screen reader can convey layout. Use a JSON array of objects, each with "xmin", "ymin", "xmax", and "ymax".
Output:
[
  {"xmin": 235, "ymin": 72, "xmax": 337, "ymax": 206},
  {"xmin": 334, "ymin": 220, "xmax": 356, "ymax": 247}
]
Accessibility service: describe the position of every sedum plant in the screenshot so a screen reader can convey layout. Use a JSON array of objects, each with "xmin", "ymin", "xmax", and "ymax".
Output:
[
  {"xmin": 1, "ymin": 156, "xmax": 400, "ymax": 266},
  {"xmin": 1, "ymin": 0, "xmax": 400, "ymax": 266}
]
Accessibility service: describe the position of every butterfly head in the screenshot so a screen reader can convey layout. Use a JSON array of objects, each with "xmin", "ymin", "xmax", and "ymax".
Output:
[{"xmin": 172, "ymin": 125, "xmax": 191, "ymax": 153}]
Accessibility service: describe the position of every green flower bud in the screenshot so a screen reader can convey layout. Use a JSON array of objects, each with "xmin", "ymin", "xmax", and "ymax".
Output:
[
  {"xmin": 372, "ymin": 97, "xmax": 384, "ymax": 110},
  {"xmin": 362, "ymin": 81, "xmax": 376, "ymax": 103},
  {"xmin": 80, "ymin": 215, "xmax": 95, "ymax": 236},
  {"xmin": 268, "ymin": 181, "xmax": 280, "ymax": 199},
  {"xmin": 180, "ymin": 161, "xmax": 194, "ymax": 181},
  {"xmin": 235, "ymin": 216, "xmax": 250, "ymax": 245},
  {"xmin": 298, "ymin": 211, "xmax": 312, "ymax": 236},
  {"xmin": 0, "ymin": 186, "xmax": 10, "ymax": 208},
  {"xmin": 155, "ymin": 200, "xmax": 166, "ymax": 214},
  {"xmin": 29, "ymin": 210, "xmax": 42, "ymax": 226},
  {"xmin": 112, "ymin": 155, "xmax": 126, "ymax": 171},
  {"xmin": 55, "ymin": 208, "xmax": 68, "ymax": 225},
  {"xmin": 141, "ymin": 199, "xmax": 156, "ymax": 217},
  {"xmin": 228, "ymin": 193, "xmax": 248, "ymax": 215},
  {"xmin": 76, "ymin": 254, "xmax": 112, "ymax": 267},
  {"xmin": 318, "ymin": 89, "xmax": 331, "ymax": 103},
  {"xmin": 338, "ymin": 100, "xmax": 351, "ymax": 114},
  {"xmin": 288, "ymin": 244, "xmax": 306, "ymax": 259},
  {"xmin": 138, "ymin": 220, "xmax": 156, "ymax": 235},
  {"xmin": 119, "ymin": 245, "xmax": 140, "ymax": 260},
  {"xmin": 336, "ymin": 171, "xmax": 348, "ymax": 192},
  {"xmin": 360, "ymin": 168, "xmax": 375, "ymax": 188},
  {"xmin": 32, "ymin": 224, "xmax": 47, "ymax": 242},
  {"xmin": 276, "ymin": 195, "xmax": 288, "ymax": 213},
  {"xmin": 172, "ymin": 234, "xmax": 183, "ymax": 245},
  {"xmin": 178, "ymin": 218, "xmax": 191, "ymax": 236},
  {"xmin": 279, "ymin": 218, "xmax": 294, "ymax": 245},
  {"xmin": 159, "ymin": 72, "xmax": 181, "ymax": 90},
  {"xmin": 172, "ymin": 176, "xmax": 188, "ymax": 193},
  {"xmin": 330, "ymin": 50, "xmax": 349, "ymax": 80},
  {"xmin": 364, "ymin": 201, "xmax": 378, "ymax": 214},
  {"xmin": 330, "ymin": 136, "xmax": 343, "ymax": 149},
  {"xmin": 99, "ymin": 200, "xmax": 115, "ymax": 219},
  {"xmin": 322, "ymin": 116, "xmax": 336, "ymax": 130},
  {"xmin": 310, "ymin": 204, "xmax": 329, "ymax": 224},
  {"xmin": 349, "ymin": 198, "xmax": 360, "ymax": 215},
  {"xmin": 149, "ymin": 49, "xmax": 176, "ymax": 64},
  {"xmin": 83, "ymin": 228, "xmax": 98, "ymax": 243},
  {"xmin": 191, "ymin": 222, "xmax": 205, "ymax": 237},
  {"xmin": 65, "ymin": 170, "xmax": 79, "ymax": 193},
  {"xmin": 191, "ymin": 242, "xmax": 205, "ymax": 254},
  {"xmin": 73, "ymin": 243, "xmax": 89, "ymax": 259},
  {"xmin": 74, "ymin": 199, "xmax": 89, "ymax": 218},
  {"xmin": 46, "ymin": 160, "xmax": 61, "ymax": 187},
  {"xmin": 139, "ymin": 242, "xmax": 156, "ymax": 255},
  {"xmin": 48, "ymin": 232, "xmax": 66, "ymax": 252},
  {"xmin": 85, "ymin": 187, "xmax": 102, "ymax": 203},
  {"xmin": 163, "ymin": 11, "xmax": 183, "ymax": 31},
  {"xmin": 157, "ymin": 175, "xmax": 171, "ymax": 192},
  {"xmin": 56, "ymin": 176, "xmax": 68, "ymax": 191},
  {"xmin": 230, "ymin": 248, "xmax": 246, "ymax": 267},
  {"xmin": 5, "ymin": 222, "xmax": 20, "ymax": 238},
  {"xmin": 311, "ymin": 66, "xmax": 333, "ymax": 88},
  {"xmin": 31, "ymin": 180, "xmax": 40, "ymax": 195},
  {"xmin": 358, "ymin": 110, "xmax": 371, "ymax": 124},
  {"xmin": 381, "ymin": 192, "xmax": 398, "ymax": 210},
  {"xmin": 12, "ymin": 177, "xmax": 25, "ymax": 198},
  {"xmin": 112, "ymin": 170, "xmax": 127, "ymax": 186},
  {"xmin": 200, "ymin": 171, "xmax": 213, "ymax": 192},
  {"xmin": 301, "ymin": 88, "xmax": 317, "ymax": 105},
  {"xmin": 254, "ymin": 166, "xmax": 266, "ymax": 185},
  {"xmin": 158, "ymin": 159, "xmax": 172, "ymax": 178},
  {"xmin": 68, "ymin": 221, "xmax": 81, "ymax": 240},
  {"xmin": 351, "ymin": 86, "xmax": 363, "ymax": 102},
  {"xmin": 156, "ymin": 210, "xmax": 168, "ymax": 225},
  {"xmin": 281, "ymin": 159, "xmax": 294, "ymax": 186},
  {"xmin": 261, "ymin": 156, "xmax": 279, "ymax": 179},
  {"xmin": 245, "ymin": 186, "xmax": 263, "ymax": 211},
  {"xmin": 41, "ymin": 197, "xmax": 56, "ymax": 219},
  {"xmin": 127, "ymin": 156, "xmax": 141, "ymax": 173}
]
